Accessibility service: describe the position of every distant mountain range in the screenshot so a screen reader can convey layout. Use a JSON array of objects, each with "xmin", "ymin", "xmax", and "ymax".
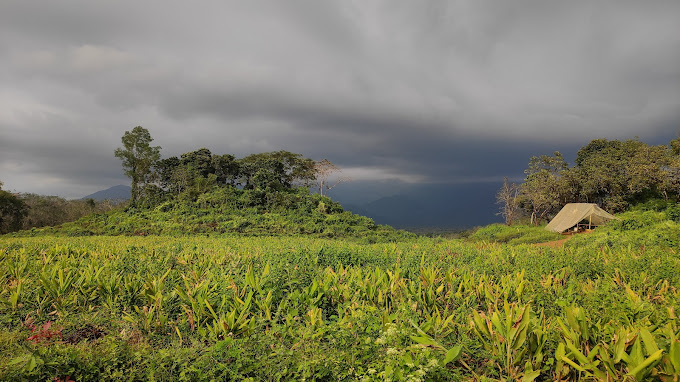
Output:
[
  {"xmin": 82, "ymin": 182, "xmax": 501, "ymax": 229},
  {"xmin": 81, "ymin": 185, "xmax": 130, "ymax": 201}
]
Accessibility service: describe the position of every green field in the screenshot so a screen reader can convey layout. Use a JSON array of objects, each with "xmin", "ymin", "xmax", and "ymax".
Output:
[{"xmin": 1, "ymin": 211, "xmax": 679, "ymax": 381}]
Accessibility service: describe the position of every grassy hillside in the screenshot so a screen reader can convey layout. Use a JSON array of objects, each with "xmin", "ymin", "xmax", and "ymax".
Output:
[
  {"xmin": 565, "ymin": 205, "xmax": 680, "ymax": 250},
  {"xmin": 470, "ymin": 202, "xmax": 680, "ymax": 249},
  {"xmin": 469, "ymin": 223, "xmax": 563, "ymax": 245},
  {"xmin": 14, "ymin": 187, "xmax": 414, "ymax": 243},
  {"xmin": 1, "ymin": 204, "xmax": 679, "ymax": 380}
]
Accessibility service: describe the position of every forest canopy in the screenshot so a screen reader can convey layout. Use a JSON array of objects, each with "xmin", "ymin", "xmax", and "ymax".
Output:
[
  {"xmin": 0, "ymin": 181, "xmax": 117, "ymax": 234},
  {"xmin": 499, "ymin": 136, "xmax": 680, "ymax": 225},
  {"xmin": 114, "ymin": 126, "xmax": 339, "ymax": 211}
]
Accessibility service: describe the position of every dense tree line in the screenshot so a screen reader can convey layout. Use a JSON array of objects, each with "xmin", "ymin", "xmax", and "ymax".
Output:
[
  {"xmin": 3, "ymin": 126, "xmax": 345, "ymax": 235},
  {"xmin": 2, "ymin": 126, "xmax": 345, "ymax": 234},
  {"xmin": 17, "ymin": 194, "xmax": 118, "ymax": 231},
  {"xmin": 0, "ymin": 181, "xmax": 27, "ymax": 234},
  {"xmin": 116, "ymin": 126, "xmax": 340, "ymax": 208},
  {"xmin": 499, "ymin": 137, "xmax": 680, "ymax": 225},
  {"xmin": 0, "ymin": 180, "xmax": 118, "ymax": 234},
  {"xmin": 155, "ymin": 148, "xmax": 316, "ymax": 195}
]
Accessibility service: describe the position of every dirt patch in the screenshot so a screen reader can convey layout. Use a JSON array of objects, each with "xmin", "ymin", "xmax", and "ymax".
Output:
[
  {"xmin": 534, "ymin": 230, "xmax": 593, "ymax": 248},
  {"xmin": 63, "ymin": 324, "xmax": 106, "ymax": 344}
]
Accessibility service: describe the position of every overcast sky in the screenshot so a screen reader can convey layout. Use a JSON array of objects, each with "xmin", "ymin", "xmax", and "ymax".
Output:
[{"xmin": 1, "ymin": 1, "xmax": 679, "ymax": 199}]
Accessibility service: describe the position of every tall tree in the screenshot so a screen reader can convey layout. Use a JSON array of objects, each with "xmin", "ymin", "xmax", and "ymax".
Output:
[
  {"xmin": 238, "ymin": 151, "xmax": 315, "ymax": 190},
  {"xmin": 157, "ymin": 156, "xmax": 181, "ymax": 193},
  {"xmin": 212, "ymin": 154, "xmax": 239, "ymax": 186},
  {"xmin": 181, "ymin": 148, "xmax": 214, "ymax": 178},
  {"xmin": 114, "ymin": 126, "xmax": 161, "ymax": 203},
  {"xmin": 521, "ymin": 151, "xmax": 568, "ymax": 225},
  {"xmin": 575, "ymin": 139, "xmax": 669, "ymax": 210}
]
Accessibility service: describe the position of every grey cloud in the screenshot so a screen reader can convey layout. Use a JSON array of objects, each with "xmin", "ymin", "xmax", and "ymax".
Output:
[{"xmin": 1, "ymin": 0, "xmax": 679, "ymax": 201}]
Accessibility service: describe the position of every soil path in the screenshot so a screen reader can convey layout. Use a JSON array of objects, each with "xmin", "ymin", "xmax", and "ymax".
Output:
[{"xmin": 534, "ymin": 230, "xmax": 592, "ymax": 248}]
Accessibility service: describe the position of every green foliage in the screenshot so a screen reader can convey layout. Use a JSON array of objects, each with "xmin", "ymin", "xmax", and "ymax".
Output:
[
  {"xmin": 470, "ymin": 223, "xmax": 562, "ymax": 244},
  {"xmin": 0, "ymin": 190, "xmax": 120, "ymax": 234},
  {"xmin": 16, "ymin": 187, "xmax": 411, "ymax": 242},
  {"xmin": 511, "ymin": 137, "xmax": 678, "ymax": 226},
  {"xmin": 520, "ymin": 151, "xmax": 572, "ymax": 224},
  {"xmin": 2, "ymin": 206, "xmax": 679, "ymax": 380},
  {"xmin": 19, "ymin": 194, "xmax": 119, "ymax": 232},
  {"xmin": 4, "ymin": 135, "xmax": 680, "ymax": 379},
  {"xmin": 566, "ymin": 208, "xmax": 680, "ymax": 250},
  {"xmin": 114, "ymin": 126, "xmax": 161, "ymax": 203},
  {"xmin": 238, "ymin": 150, "xmax": 316, "ymax": 190},
  {"xmin": 666, "ymin": 205, "xmax": 680, "ymax": 222},
  {"xmin": 0, "ymin": 190, "xmax": 27, "ymax": 234},
  {"xmin": 574, "ymin": 139, "xmax": 671, "ymax": 211}
]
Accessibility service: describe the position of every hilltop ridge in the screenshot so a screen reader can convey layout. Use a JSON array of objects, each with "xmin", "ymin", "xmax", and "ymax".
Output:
[{"xmin": 22, "ymin": 186, "xmax": 414, "ymax": 243}]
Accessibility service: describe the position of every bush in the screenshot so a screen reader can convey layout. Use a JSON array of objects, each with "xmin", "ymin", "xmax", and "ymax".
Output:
[
  {"xmin": 665, "ymin": 204, "xmax": 680, "ymax": 222},
  {"xmin": 470, "ymin": 223, "xmax": 561, "ymax": 244},
  {"xmin": 608, "ymin": 210, "xmax": 665, "ymax": 231}
]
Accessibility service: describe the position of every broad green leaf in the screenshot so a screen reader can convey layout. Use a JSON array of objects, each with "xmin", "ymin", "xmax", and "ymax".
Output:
[
  {"xmin": 561, "ymin": 356, "xmax": 587, "ymax": 373},
  {"xmin": 444, "ymin": 345, "xmax": 462, "ymax": 365},
  {"xmin": 613, "ymin": 328, "xmax": 630, "ymax": 363},
  {"xmin": 564, "ymin": 340, "xmax": 590, "ymax": 366},
  {"xmin": 472, "ymin": 311, "xmax": 490, "ymax": 337},
  {"xmin": 402, "ymin": 353, "xmax": 413, "ymax": 366},
  {"xmin": 638, "ymin": 328, "xmax": 659, "ymax": 355},
  {"xmin": 626, "ymin": 349, "xmax": 664, "ymax": 380},
  {"xmin": 491, "ymin": 311, "xmax": 504, "ymax": 335},
  {"xmin": 522, "ymin": 370, "xmax": 541, "ymax": 382},
  {"xmin": 411, "ymin": 335, "xmax": 437, "ymax": 347},
  {"xmin": 670, "ymin": 340, "xmax": 680, "ymax": 372}
]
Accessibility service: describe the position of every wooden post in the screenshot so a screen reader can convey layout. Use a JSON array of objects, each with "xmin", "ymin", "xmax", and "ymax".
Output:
[{"xmin": 588, "ymin": 214, "xmax": 592, "ymax": 230}]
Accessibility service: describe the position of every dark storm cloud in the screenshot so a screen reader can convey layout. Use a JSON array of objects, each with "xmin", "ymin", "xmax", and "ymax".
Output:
[{"xmin": 1, "ymin": 0, "xmax": 679, "ymax": 198}]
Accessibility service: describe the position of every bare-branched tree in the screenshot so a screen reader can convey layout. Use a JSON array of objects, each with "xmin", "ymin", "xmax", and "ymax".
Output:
[
  {"xmin": 496, "ymin": 177, "xmax": 521, "ymax": 226},
  {"xmin": 314, "ymin": 159, "xmax": 350, "ymax": 197}
]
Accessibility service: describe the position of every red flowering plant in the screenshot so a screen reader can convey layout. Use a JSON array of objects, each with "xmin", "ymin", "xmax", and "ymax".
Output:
[{"xmin": 23, "ymin": 316, "xmax": 63, "ymax": 345}]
